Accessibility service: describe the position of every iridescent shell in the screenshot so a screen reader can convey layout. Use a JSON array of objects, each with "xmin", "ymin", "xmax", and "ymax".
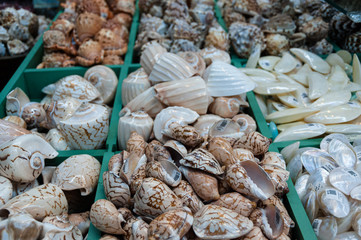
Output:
[{"xmin": 180, "ymin": 148, "xmax": 223, "ymax": 175}]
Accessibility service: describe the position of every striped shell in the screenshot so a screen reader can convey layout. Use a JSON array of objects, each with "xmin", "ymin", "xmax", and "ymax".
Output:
[
  {"xmin": 172, "ymin": 180, "xmax": 204, "ymax": 214},
  {"xmin": 121, "ymin": 68, "xmax": 151, "ymax": 106},
  {"xmin": 180, "ymin": 148, "xmax": 223, "ymax": 175}
]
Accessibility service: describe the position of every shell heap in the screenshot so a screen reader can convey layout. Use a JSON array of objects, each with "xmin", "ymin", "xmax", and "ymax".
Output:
[
  {"xmin": 89, "ymin": 44, "xmax": 295, "ymax": 240},
  {"xmin": 37, "ymin": 0, "xmax": 135, "ymax": 68},
  {"xmin": 218, "ymin": 0, "xmax": 361, "ymax": 57},
  {"xmin": 0, "ymin": 7, "xmax": 51, "ymax": 57},
  {"xmin": 282, "ymin": 134, "xmax": 361, "ymax": 239},
  {"xmin": 3, "ymin": 65, "xmax": 118, "ymax": 150}
]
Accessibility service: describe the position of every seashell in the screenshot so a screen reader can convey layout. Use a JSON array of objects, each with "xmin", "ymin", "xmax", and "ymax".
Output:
[
  {"xmin": 172, "ymin": 180, "xmax": 204, "ymax": 214},
  {"xmin": 153, "ymin": 106, "xmax": 199, "ymax": 144},
  {"xmin": 41, "ymin": 215, "xmax": 83, "ymax": 240},
  {"xmin": 253, "ymin": 82, "xmax": 299, "ymax": 95},
  {"xmin": 42, "ymin": 75, "xmax": 102, "ymax": 103},
  {"xmin": 0, "ymin": 134, "xmax": 58, "ymax": 183},
  {"xmin": 145, "ymin": 140, "xmax": 172, "ymax": 162},
  {"xmin": 302, "ymin": 188, "xmax": 319, "ymax": 222},
  {"xmin": 261, "ymin": 152, "xmax": 286, "ymax": 170},
  {"xmin": 353, "ymin": 211, "xmax": 361, "ymax": 238},
  {"xmin": 58, "ymin": 103, "xmax": 109, "ymax": 150},
  {"xmin": 177, "ymin": 51, "xmax": 206, "ymax": 76},
  {"xmin": 170, "ymin": 39, "xmax": 200, "ymax": 54},
  {"xmin": 336, "ymin": 50, "xmax": 352, "ymax": 65},
  {"xmin": 103, "ymin": 171, "xmax": 131, "ymax": 208},
  {"xmin": 320, "ymin": 134, "xmax": 352, "ymax": 152},
  {"xmin": 73, "ymin": 13, "xmax": 104, "ymax": 44},
  {"xmin": 249, "ymin": 205, "xmax": 284, "ymax": 239},
  {"xmin": 120, "ymin": 153, "xmax": 147, "ymax": 186},
  {"xmin": 0, "ymin": 119, "xmax": 30, "ymax": 146},
  {"xmin": 19, "ymin": 102, "xmax": 48, "ymax": 129},
  {"xmin": 289, "ymin": 63, "xmax": 311, "ymax": 87},
  {"xmin": 180, "ymin": 166, "xmax": 220, "ymax": 201},
  {"xmin": 180, "ymin": 148, "xmax": 223, "ymax": 175},
  {"xmin": 240, "ymin": 68, "xmax": 277, "ymax": 83},
  {"xmin": 307, "ymin": 71, "xmax": 328, "ymax": 100},
  {"xmin": 121, "ymin": 68, "xmax": 151, "ymax": 106},
  {"xmin": 0, "ymin": 176, "xmax": 12, "ymax": 207},
  {"xmin": 51, "ymin": 154, "xmax": 100, "ymax": 196},
  {"xmin": 258, "ymin": 56, "xmax": 281, "ymax": 71},
  {"xmin": 326, "ymin": 53, "xmax": 346, "ymax": 69},
  {"xmin": 208, "ymin": 137, "xmax": 236, "ymax": 167},
  {"xmin": 68, "ymin": 211, "xmax": 90, "ymax": 236},
  {"xmin": 232, "ymin": 114, "xmax": 257, "ymax": 133},
  {"xmin": 123, "ymin": 87, "xmax": 165, "ymax": 119},
  {"xmin": 133, "ymin": 177, "xmax": 183, "ymax": 217},
  {"xmin": 233, "ymin": 132, "xmax": 271, "ymax": 156},
  {"xmin": 84, "ymin": 65, "xmax": 118, "ymax": 104},
  {"xmin": 245, "ymin": 43, "xmax": 262, "ymax": 69},
  {"xmin": 205, "ymin": 25, "xmax": 229, "ymax": 51},
  {"xmin": 102, "ymin": 54, "xmax": 124, "ymax": 65},
  {"xmin": 123, "ymin": 216, "xmax": 149, "ymax": 240},
  {"xmin": 162, "ymin": 122, "xmax": 203, "ymax": 148},
  {"xmin": 208, "ymin": 96, "xmax": 241, "ymax": 118},
  {"xmin": 6, "ymin": 87, "xmax": 30, "ymax": 116},
  {"xmin": 312, "ymin": 216, "xmax": 338, "ymax": 240},
  {"xmin": 242, "ymin": 226, "xmax": 267, "ymax": 240},
  {"xmin": 198, "ymin": 47, "xmax": 231, "ymax": 66},
  {"xmin": 226, "ymin": 161, "xmax": 275, "ymax": 200},
  {"xmin": 5, "ymin": 212, "xmax": 42, "ymax": 240},
  {"xmin": 118, "ymin": 111, "xmax": 153, "ymax": 150},
  {"xmin": 8, "ymin": 22, "xmax": 31, "ymax": 42},
  {"xmin": 0, "ymin": 184, "xmax": 68, "ymax": 221},
  {"xmin": 209, "ymin": 119, "xmax": 244, "ymax": 139},
  {"xmin": 13, "ymin": 179, "xmax": 39, "ymax": 196},
  {"xmin": 233, "ymin": 148, "xmax": 256, "ymax": 163},
  {"xmin": 148, "ymin": 208, "xmax": 193, "ymax": 240},
  {"xmin": 149, "ymin": 53, "xmax": 196, "ymax": 84},
  {"xmin": 264, "ymin": 33, "xmax": 289, "ymax": 56},
  {"xmin": 263, "ymin": 196, "xmax": 294, "ymax": 232},
  {"xmin": 280, "ymin": 141, "xmax": 299, "ymax": 164},
  {"xmin": 350, "ymin": 185, "xmax": 361, "ymax": 201},
  {"xmin": 193, "ymin": 114, "xmax": 223, "ymax": 137},
  {"xmin": 274, "ymin": 123, "xmax": 326, "ymax": 142},
  {"xmin": 154, "ymin": 76, "xmax": 209, "ymax": 114},
  {"xmin": 146, "ymin": 160, "xmax": 182, "ymax": 187},
  {"xmin": 193, "ymin": 205, "xmax": 254, "ymax": 239},
  {"xmin": 127, "ymin": 131, "xmax": 147, "ymax": 157},
  {"xmin": 7, "ymin": 39, "xmax": 29, "ymax": 56},
  {"xmin": 164, "ymin": 140, "xmax": 187, "ymax": 162},
  {"xmin": 353, "ymin": 54, "xmax": 361, "ymax": 85},
  {"xmin": 140, "ymin": 42, "xmax": 167, "ymax": 75},
  {"xmin": 294, "ymin": 173, "xmax": 309, "ymax": 200},
  {"xmin": 328, "ymin": 65, "xmax": 349, "ymax": 92},
  {"xmin": 328, "ymin": 139, "xmax": 357, "ymax": 169},
  {"xmin": 3, "ymin": 116, "xmax": 26, "ymax": 129},
  {"xmin": 212, "ymin": 192, "xmax": 257, "ymax": 217},
  {"xmin": 45, "ymin": 129, "xmax": 71, "ymax": 151},
  {"xmin": 319, "ymin": 187, "xmax": 350, "ymax": 218},
  {"xmin": 309, "ymin": 39, "xmax": 334, "ymax": 56},
  {"xmin": 266, "ymin": 107, "xmax": 319, "ymax": 124},
  {"xmin": 290, "ymin": 48, "xmax": 331, "ymax": 74},
  {"xmin": 203, "ymin": 61, "xmax": 256, "ymax": 97},
  {"xmin": 90, "ymin": 199, "xmax": 126, "ymax": 235},
  {"xmin": 261, "ymin": 164, "xmax": 290, "ymax": 195},
  {"xmin": 301, "ymin": 149, "xmax": 337, "ymax": 174},
  {"xmin": 329, "ymin": 167, "xmax": 361, "ymax": 195},
  {"xmin": 310, "ymin": 90, "xmax": 351, "ymax": 109},
  {"xmin": 335, "ymin": 232, "xmax": 361, "ymax": 240},
  {"xmin": 41, "ymin": 166, "xmax": 56, "ymax": 185}
]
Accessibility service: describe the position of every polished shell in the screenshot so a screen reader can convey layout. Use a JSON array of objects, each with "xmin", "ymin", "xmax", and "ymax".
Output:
[{"xmin": 180, "ymin": 148, "xmax": 223, "ymax": 175}]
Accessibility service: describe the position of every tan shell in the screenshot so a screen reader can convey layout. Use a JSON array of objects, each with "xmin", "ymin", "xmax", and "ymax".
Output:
[
  {"xmin": 5, "ymin": 87, "xmax": 30, "ymax": 116},
  {"xmin": 243, "ymin": 226, "xmax": 268, "ymax": 240},
  {"xmin": 261, "ymin": 164, "xmax": 289, "ymax": 195},
  {"xmin": 0, "ymin": 176, "xmax": 13, "ymax": 207},
  {"xmin": 74, "ymin": 13, "xmax": 104, "ymax": 44},
  {"xmin": 233, "ymin": 148, "xmax": 256, "ymax": 163},
  {"xmin": 261, "ymin": 152, "xmax": 286, "ymax": 170},
  {"xmin": 172, "ymin": 180, "xmax": 204, "ymax": 214},
  {"xmin": 232, "ymin": 114, "xmax": 257, "ymax": 133},
  {"xmin": 162, "ymin": 123, "xmax": 203, "ymax": 148},
  {"xmin": 76, "ymin": 40, "xmax": 104, "ymax": 67},
  {"xmin": 208, "ymin": 137, "xmax": 236, "ymax": 167},
  {"xmin": 41, "ymin": 214, "xmax": 83, "ymax": 240},
  {"xmin": 154, "ymin": 76, "xmax": 210, "ymax": 114},
  {"xmin": 148, "ymin": 208, "xmax": 193, "ymax": 240},
  {"xmin": 95, "ymin": 28, "xmax": 128, "ymax": 56},
  {"xmin": 205, "ymin": 25, "xmax": 230, "ymax": 51},
  {"xmin": 0, "ymin": 184, "xmax": 68, "ymax": 221},
  {"xmin": 68, "ymin": 211, "xmax": 90, "ymax": 236},
  {"xmin": 193, "ymin": 114, "xmax": 223, "ymax": 137},
  {"xmin": 51, "ymin": 154, "xmax": 101, "ymax": 196},
  {"xmin": 249, "ymin": 205, "xmax": 284, "ymax": 239},
  {"xmin": 127, "ymin": 131, "xmax": 147, "ymax": 157},
  {"xmin": 233, "ymin": 132, "xmax": 271, "ymax": 156},
  {"xmin": 140, "ymin": 41, "xmax": 167, "ymax": 75},
  {"xmin": 177, "ymin": 51, "xmax": 206, "ymax": 76},
  {"xmin": 0, "ymin": 119, "xmax": 30, "ymax": 146},
  {"xmin": 123, "ymin": 217, "xmax": 149, "ymax": 240},
  {"xmin": 208, "ymin": 96, "xmax": 241, "ymax": 118},
  {"xmin": 164, "ymin": 140, "xmax": 187, "ymax": 162},
  {"xmin": 45, "ymin": 128, "xmax": 71, "ymax": 151},
  {"xmin": 180, "ymin": 148, "xmax": 223, "ymax": 175},
  {"xmin": 121, "ymin": 68, "xmax": 151, "ymax": 106},
  {"xmin": 145, "ymin": 140, "xmax": 172, "ymax": 162},
  {"xmin": 3, "ymin": 116, "xmax": 27, "ymax": 129},
  {"xmin": 133, "ymin": 177, "xmax": 183, "ymax": 217},
  {"xmin": 90, "ymin": 199, "xmax": 126, "ymax": 235},
  {"xmin": 193, "ymin": 205, "xmax": 254, "ymax": 239},
  {"xmin": 103, "ymin": 171, "xmax": 131, "ymax": 208},
  {"xmin": 180, "ymin": 166, "xmax": 220, "ymax": 201},
  {"xmin": 6, "ymin": 212, "xmax": 42, "ymax": 240},
  {"xmin": 146, "ymin": 160, "xmax": 182, "ymax": 187},
  {"xmin": 212, "ymin": 192, "xmax": 257, "ymax": 217},
  {"xmin": 262, "ymin": 196, "xmax": 295, "ymax": 232}
]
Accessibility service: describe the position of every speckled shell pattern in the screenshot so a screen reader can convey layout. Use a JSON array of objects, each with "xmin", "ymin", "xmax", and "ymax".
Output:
[
  {"xmin": 51, "ymin": 154, "xmax": 101, "ymax": 196},
  {"xmin": 0, "ymin": 184, "xmax": 68, "ymax": 221}
]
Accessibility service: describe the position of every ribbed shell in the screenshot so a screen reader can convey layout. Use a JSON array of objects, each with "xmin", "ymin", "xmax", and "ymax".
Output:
[
  {"xmin": 140, "ymin": 42, "xmax": 167, "ymax": 75},
  {"xmin": 122, "ymin": 68, "xmax": 151, "ymax": 106}
]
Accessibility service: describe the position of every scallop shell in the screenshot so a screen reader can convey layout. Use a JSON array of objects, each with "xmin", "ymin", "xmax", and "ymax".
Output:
[
  {"xmin": 6, "ymin": 87, "xmax": 30, "ymax": 116},
  {"xmin": 154, "ymin": 76, "xmax": 209, "ymax": 114},
  {"xmin": 121, "ymin": 68, "xmax": 151, "ymax": 106},
  {"xmin": 84, "ymin": 65, "xmax": 118, "ymax": 104},
  {"xmin": 51, "ymin": 154, "xmax": 101, "ymax": 196},
  {"xmin": 199, "ymin": 47, "xmax": 231, "ymax": 66},
  {"xmin": 193, "ymin": 205, "xmax": 254, "ymax": 239},
  {"xmin": 45, "ymin": 129, "xmax": 71, "ymax": 151},
  {"xmin": 146, "ymin": 160, "xmax": 182, "ymax": 187},
  {"xmin": 212, "ymin": 192, "xmax": 257, "ymax": 217},
  {"xmin": 193, "ymin": 114, "xmax": 223, "ymax": 137},
  {"xmin": 203, "ymin": 61, "xmax": 256, "ymax": 97},
  {"xmin": 208, "ymin": 137, "xmax": 236, "ymax": 167},
  {"xmin": 290, "ymin": 48, "xmax": 331, "ymax": 74},
  {"xmin": 148, "ymin": 208, "xmax": 193, "ymax": 239},
  {"xmin": 118, "ymin": 111, "xmax": 153, "ymax": 150},
  {"xmin": 103, "ymin": 171, "xmax": 131, "ymax": 208},
  {"xmin": 177, "ymin": 51, "xmax": 206, "ymax": 76},
  {"xmin": 133, "ymin": 177, "xmax": 183, "ymax": 217},
  {"xmin": 0, "ymin": 134, "xmax": 58, "ymax": 183},
  {"xmin": 180, "ymin": 166, "xmax": 220, "ymax": 201},
  {"xmin": 0, "ymin": 176, "xmax": 12, "ymax": 207},
  {"xmin": 172, "ymin": 180, "xmax": 204, "ymax": 214},
  {"xmin": 149, "ymin": 53, "xmax": 196, "ymax": 84},
  {"xmin": 226, "ymin": 161, "xmax": 275, "ymax": 200},
  {"xmin": 140, "ymin": 41, "xmax": 167, "ymax": 75},
  {"xmin": 0, "ymin": 184, "xmax": 68, "ymax": 221},
  {"xmin": 58, "ymin": 103, "xmax": 109, "ymax": 150},
  {"xmin": 180, "ymin": 148, "xmax": 223, "ymax": 175}
]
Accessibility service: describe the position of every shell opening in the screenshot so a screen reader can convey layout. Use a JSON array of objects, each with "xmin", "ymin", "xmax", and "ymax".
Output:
[{"xmin": 30, "ymin": 153, "xmax": 45, "ymax": 170}]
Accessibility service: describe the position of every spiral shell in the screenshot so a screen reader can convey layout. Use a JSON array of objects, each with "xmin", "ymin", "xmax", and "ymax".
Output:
[{"xmin": 177, "ymin": 51, "xmax": 206, "ymax": 76}]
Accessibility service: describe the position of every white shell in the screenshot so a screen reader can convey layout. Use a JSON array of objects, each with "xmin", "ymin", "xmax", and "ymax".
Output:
[
  {"xmin": 0, "ymin": 119, "xmax": 30, "ymax": 146},
  {"xmin": 353, "ymin": 54, "xmax": 361, "ymax": 85},
  {"xmin": 274, "ymin": 52, "xmax": 298, "ymax": 73},
  {"xmin": 84, "ymin": 65, "xmax": 118, "ymax": 104},
  {"xmin": 6, "ymin": 87, "xmax": 30, "ymax": 116},
  {"xmin": 45, "ymin": 129, "xmax": 71, "ymax": 151},
  {"xmin": 274, "ymin": 123, "xmax": 326, "ymax": 142},
  {"xmin": 319, "ymin": 187, "xmax": 350, "ymax": 218},
  {"xmin": 328, "ymin": 65, "xmax": 349, "ymax": 92},
  {"xmin": 154, "ymin": 76, "xmax": 209, "ymax": 114},
  {"xmin": 289, "ymin": 64, "xmax": 311, "ymax": 86},
  {"xmin": 140, "ymin": 41, "xmax": 167, "ymax": 75},
  {"xmin": 118, "ymin": 111, "xmax": 153, "ymax": 150},
  {"xmin": 193, "ymin": 114, "xmax": 223, "ymax": 137},
  {"xmin": 44, "ymin": 97, "xmax": 82, "ymax": 128},
  {"xmin": 328, "ymin": 138, "xmax": 357, "ymax": 168},
  {"xmin": 258, "ymin": 56, "xmax": 281, "ymax": 71},
  {"xmin": 239, "ymin": 68, "xmax": 277, "ymax": 84},
  {"xmin": 0, "ymin": 176, "xmax": 12, "ymax": 207},
  {"xmin": 307, "ymin": 72, "xmax": 328, "ymax": 100},
  {"xmin": 326, "ymin": 124, "xmax": 361, "ymax": 134},
  {"xmin": 329, "ymin": 167, "xmax": 361, "ymax": 195},
  {"xmin": 199, "ymin": 47, "xmax": 231, "ymax": 66},
  {"xmin": 0, "ymin": 134, "xmax": 58, "ymax": 183},
  {"xmin": 121, "ymin": 68, "xmax": 151, "ymax": 106},
  {"xmin": 326, "ymin": 53, "xmax": 346, "ymax": 68},
  {"xmin": 310, "ymin": 90, "xmax": 351, "ymax": 109},
  {"xmin": 245, "ymin": 43, "xmax": 261, "ymax": 69},
  {"xmin": 312, "ymin": 217, "xmax": 338, "ymax": 240},
  {"xmin": 290, "ymin": 48, "xmax": 331, "ymax": 74},
  {"xmin": 7, "ymin": 39, "xmax": 29, "ymax": 56},
  {"xmin": 58, "ymin": 103, "xmax": 109, "ymax": 150},
  {"xmin": 203, "ymin": 61, "xmax": 256, "ymax": 97},
  {"xmin": 149, "ymin": 53, "xmax": 196, "ymax": 84},
  {"xmin": 51, "ymin": 154, "xmax": 101, "ymax": 196},
  {"xmin": 253, "ymin": 82, "xmax": 299, "ymax": 95},
  {"xmin": 153, "ymin": 106, "xmax": 199, "ymax": 143},
  {"xmin": 266, "ymin": 107, "xmax": 319, "ymax": 124}
]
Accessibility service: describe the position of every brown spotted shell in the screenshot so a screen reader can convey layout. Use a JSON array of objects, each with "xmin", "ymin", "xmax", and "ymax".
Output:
[
  {"xmin": 102, "ymin": 55, "xmax": 124, "ymax": 65},
  {"xmin": 95, "ymin": 28, "xmax": 128, "ymax": 56},
  {"xmin": 308, "ymin": 39, "xmax": 333, "ymax": 55},
  {"xmin": 133, "ymin": 177, "xmax": 183, "ymax": 217},
  {"xmin": 172, "ymin": 180, "xmax": 204, "ymax": 214},
  {"xmin": 299, "ymin": 17, "xmax": 329, "ymax": 43},
  {"xmin": 111, "ymin": 13, "xmax": 132, "ymax": 28},
  {"xmin": 74, "ymin": 13, "xmax": 104, "ymax": 44},
  {"xmin": 222, "ymin": 7, "xmax": 246, "ymax": 27},
  {"xmin": 50, "ymin": 19, "xmax": 75, "ymax": 36},
  {"xmin": 233, "ymin": 132, "xmax": 271, "ymax": 156},
  {"xmin": 265, "ymin": 33, "xmax": 289, "ymax": 56},
  {"xmin": 43, "ymin": 30, "xmax": 76, "ymax": 55},
  {"xmin": 36, "ymin": 52, "xmax": 75, "ymax": 69},
  {"xmin": 212, "ymin": 192, "xmax": 257, "ymax": 217},
  {"xmin": 243, "ymin": 226, "xmax": 268, "ymax": 240},
  {"xmin": 344, "ymin": 32, "xmax": 361, "ymax": 53},
  {"xmin": 76, "ymin": 40, "xmax": 104, "ymax": 66},
  {"xmin": 180, "ymin": 148, "xmax": 223, "ymax": 175},
  {"xmin": 163, "ymin": 0, "xmax": 190, "ymax": 24},
  {"xmin": 107, "ymin": 0, "xmax": 135, "ymax": 15},
  {"xmin": 233, "ymin": 148, "xmax": 256, "ymax": 163}
]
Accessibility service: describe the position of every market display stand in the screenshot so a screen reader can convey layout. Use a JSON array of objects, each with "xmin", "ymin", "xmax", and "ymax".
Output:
[{"xmin": 3, "ymin": 1, "xmax": 359, "ymax": 239}]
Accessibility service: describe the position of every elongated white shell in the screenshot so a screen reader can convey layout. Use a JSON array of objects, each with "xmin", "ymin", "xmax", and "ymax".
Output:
[
  {"xmin": 258, "ymin": 56, "xmax": 281, "ymax": 71},
  {"xmin": 310, "ymin": 90, "xmax": 351, "ymax": 109},
  {"xmin": 0, "ymin": 134, "xmax": 58, "ymax": 183},
  {"xmin": 149, "ymin": 53, "xmax": 196, "ymax": 84},
  {"xmin": 266, "ymin": 107, "xmax": 319, "ymax": 124},
  {"xmin": 203, "ymin": 61, "xmax": 256, "ymax": 97},
  {"xmin": 253, "ymin": 82, "xmax": 299, "ymax": 95},
  {"xmin": 51, "ymin": 154, "xmax": 101, "ymax": 196},
  {"xmin": 274, "ymin": 52, "xmax": 298, "ymax": 73},
  {"xmin": 307, "ymin": 72, "xmax": 328, "ymax": 100},
  {"xmin": 353, "ymin": 54, "xmax": 361, "ymax": 85},
  {"xmin": 328, "ymin": 65, "xmax": 349, "ymax": 92},
  {"xmin": 58, "ymin": 103, "xmax": 109, "ymax": 150},
  {"xmin": 154, "ymin": 76, "xmax": 209, "ymax": 114},
  {"xmin": 289, "ymin": 64, "xmax": 311, "ymax": 86},
  {"xmin": 274, "ymin": 123, "xmax": 326, "ymax": 142},
  {"xmin": 290, "ymin": 48, "xmax": 330, "ymax": 74},
  {"xmin": 121, "ymin": 68, "xmax": 151, "ymax": 106}
]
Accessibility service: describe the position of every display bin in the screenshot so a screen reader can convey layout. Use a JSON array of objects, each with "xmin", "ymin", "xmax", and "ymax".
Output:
[{"xmin": 0, "ymin": 66, "xmax": 124, "ymax": 157}]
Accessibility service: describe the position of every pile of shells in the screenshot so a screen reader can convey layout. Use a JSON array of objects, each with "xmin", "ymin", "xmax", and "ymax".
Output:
[
  {"xmin": 240, "ymin": 48, "xmax": 361, "ymax": 142},
  {"xmin": 217, "ymin": 0, "xmax": 335, "ymax": 57},
  {"xmin": 37, "ymin": 0, "xmax": 135, "ymax": 68},
  {"xmin": 0, "ymin": 152, "xmax": 101, "ymax": 239},
  {"xmin": 0, "ymin": 7, "xmax": 50, "ymax": 56},
  {"xmin": 135, "ymin": 0, "xmax": 230, "ymax": 54},
  {"xmin": 3, "ymin": 65, "xmax": 117, "ymax": 150},
  {"xmin": 281, "ymin": 134, "xmax": 361, "ymax": 240}
]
